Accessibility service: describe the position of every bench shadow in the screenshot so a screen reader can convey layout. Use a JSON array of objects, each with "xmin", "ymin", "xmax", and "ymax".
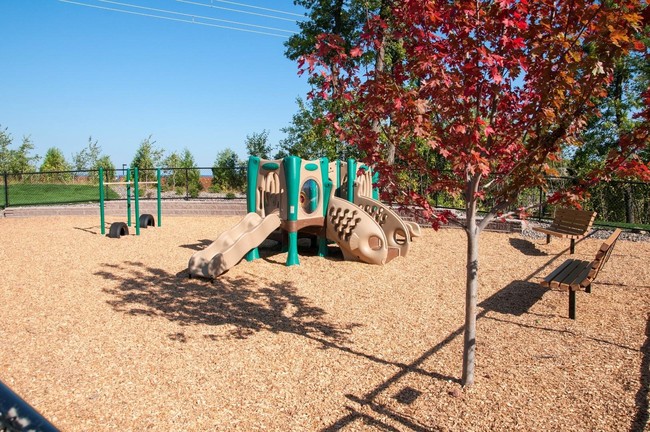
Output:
[
  {"xmin": 509, "ymin": 238, "xmax": 547, "ymax": 256},
  {"xmin": 479, "ymin": 280, "xmax": 547, "ymax": 316}
]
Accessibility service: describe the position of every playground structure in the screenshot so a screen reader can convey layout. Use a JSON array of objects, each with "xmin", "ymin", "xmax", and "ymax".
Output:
[
  {"xmin": 188, "ymin": 156, "xmax": 421, "ymax": 279},
  {"xmin": 99, "ymin": 167, "xmax": 162, "ymax": 238}
]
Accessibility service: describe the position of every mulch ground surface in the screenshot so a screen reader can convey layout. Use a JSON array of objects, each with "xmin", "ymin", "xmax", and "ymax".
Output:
[{"xmin": 0, "ymin": 216, "xmax": 648, "ymax": 431}]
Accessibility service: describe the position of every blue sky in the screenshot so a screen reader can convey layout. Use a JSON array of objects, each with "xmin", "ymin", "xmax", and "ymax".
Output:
[{"xmin": 0, "ymin": 0, "xmax": 310, "ymax": 168}]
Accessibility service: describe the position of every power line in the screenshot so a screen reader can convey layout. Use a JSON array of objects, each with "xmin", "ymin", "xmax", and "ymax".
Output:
[
  {"xmin": 96, "ymin": 0, "xmax": 296, "ymax": 34},
  {"xmin": 177, "ymin": 0, "xmax": 299, "ymax": 23},
  {"xmin": 193, "ymin": 0, "xmax": 304, "ymax": 18},
  {"xmin": 58, "ymin": 0, "xmax": 294, "ymax": 38}
]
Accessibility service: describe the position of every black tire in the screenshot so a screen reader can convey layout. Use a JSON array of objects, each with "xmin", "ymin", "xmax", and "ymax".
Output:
[
  {"xmin": 108, "ymin": 222, "xmax": 129, "ymax": 238},
  {"xmin": 139, "ymin": 214, "xmax": 155, "ymax": 228}
]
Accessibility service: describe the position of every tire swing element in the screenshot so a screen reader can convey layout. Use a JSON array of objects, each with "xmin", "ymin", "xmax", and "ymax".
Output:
[
  {"xmin": 108, "ymin": 222, "xmax": 129, "ymax": 239},
  {"xmin": 139, "ymin": 213, "xmax": 155, "ymax": 229}
]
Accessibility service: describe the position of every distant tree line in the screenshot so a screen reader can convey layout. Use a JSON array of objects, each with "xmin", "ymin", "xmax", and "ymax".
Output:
[{"xmin": 0, "ymin": 126, "xmax": 285, "ymax": 198}]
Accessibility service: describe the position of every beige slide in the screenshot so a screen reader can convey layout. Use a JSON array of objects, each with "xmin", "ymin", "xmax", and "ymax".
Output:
[
  {"xmin": 354, "ymin": 191, "xmax": 421, "ymax": 258},
  {"xmin": 326, "ymin": 195, "xmax": 393, "ymax": 265},
  {"xmin": 188, "ymin": 212, "xmax": 281, "ymax": 278}
]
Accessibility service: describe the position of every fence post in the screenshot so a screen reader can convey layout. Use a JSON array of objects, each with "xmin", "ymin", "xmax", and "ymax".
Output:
[
  {"xmin": 3, "ymin": 172, "xmax": 8, "ymax": 208},
  {"xmin": 185, "ymin": 167, "xmax": 189, "ymax": 200},
  {"xmin": 537, "ymin": 186, "xmax": 543, "ymax": 221},
  {"xmin": 157, "ymin": 167, "xmax": 162, "ymax": 227},
  {"xmin": 99, "ymin": 168, "xmax": 105, "ymax": 235},
  {"xmin": 126, "ymin": 168, "xmax": 132, "ymax": 227}
]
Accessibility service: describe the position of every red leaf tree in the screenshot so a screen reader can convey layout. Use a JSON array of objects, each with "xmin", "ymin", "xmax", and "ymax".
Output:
[{"xmin": 302, "ymin": 0, "xmax": 649, "ymax": 387}]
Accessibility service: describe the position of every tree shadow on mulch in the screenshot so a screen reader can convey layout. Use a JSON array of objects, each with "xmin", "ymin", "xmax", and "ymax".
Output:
[
  {"xmin": 95, "ymin": 261, "xmax": 358, "ymax": 344},
  {"xmin": 479, "ymin": 280, "xmax": 547, "ymax": 316},
  {"xmin": 178, "ymin": 239, "xmax": 213, "ymax": 251},
  {"xmin": 631, "ymin": 313, "xmax": 650, "ymax": 432},
  {"xmin": 509, "ymin": 238, "xmax": 547, "ymax": 256}
]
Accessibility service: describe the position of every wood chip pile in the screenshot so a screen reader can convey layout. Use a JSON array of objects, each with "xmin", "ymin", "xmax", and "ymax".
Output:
[{"xmin": 0, "ymin": 216, "xmax": 648, "ymax": 431}]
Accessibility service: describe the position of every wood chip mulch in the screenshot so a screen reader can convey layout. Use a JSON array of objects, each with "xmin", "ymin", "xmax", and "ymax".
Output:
[{"xmin": 0, "ymin": 216, "xmax": 648, "ymax": 431}]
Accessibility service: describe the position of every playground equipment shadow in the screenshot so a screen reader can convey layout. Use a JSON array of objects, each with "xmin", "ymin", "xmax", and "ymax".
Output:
[{"xmin": 0, "ymin": 216, "xmax": 648, "ymax": 431}]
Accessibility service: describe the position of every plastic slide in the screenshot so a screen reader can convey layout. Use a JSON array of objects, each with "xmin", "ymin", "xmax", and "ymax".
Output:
[
  {"xmin": 188, "ymin": 212, "xmax": 281, "ymax": 278},
  {"xmin": 326, "ymin": 195, "xmax": 396, "ymax": 265},
  {"xmin": 354, "ymin": 192, "xmax": 421, "ymax": 257}
]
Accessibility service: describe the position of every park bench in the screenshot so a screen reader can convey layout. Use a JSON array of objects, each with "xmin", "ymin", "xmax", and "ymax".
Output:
[
  {"xmin": 533, "ymin": 207, "xmax": 597, "ymax": 254},
  {"xmin": 540, "ymin": 228, "xmax": 621, "ymax": 319}
]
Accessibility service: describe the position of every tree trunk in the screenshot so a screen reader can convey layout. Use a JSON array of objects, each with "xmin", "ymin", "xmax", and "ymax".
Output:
[
  {"xmin": 462, "ymin": 177, "xmax": 481, "ymax": 387},
  {"xmin": 462, "ymin": 217, "xmax": 479, "ymax": 387}
]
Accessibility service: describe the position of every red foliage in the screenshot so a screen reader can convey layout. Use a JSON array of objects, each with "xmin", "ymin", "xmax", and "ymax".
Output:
[{"xmin": 301, "ymin": 0, "xmax": 647, "ymax": 228}]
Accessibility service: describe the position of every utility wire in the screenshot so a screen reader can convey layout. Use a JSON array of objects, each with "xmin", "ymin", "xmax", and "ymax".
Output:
[
  {"xmin": 194, "ymin": 0, "xmax": 304, "ymax": 18},
  {"xmin": 177, "ymin": 0, "xmax": 299, "ymax": 23},
  {"xmin": 95, "ymin": 0, "xmax": 296, "ymax": 34},
  {"xmin": 58, "ymin": 0, "xmax": 293, "ymax": 37}
]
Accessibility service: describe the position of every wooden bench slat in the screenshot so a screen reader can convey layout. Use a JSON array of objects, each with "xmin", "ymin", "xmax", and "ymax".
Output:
[
  {"xmin": 554, "ymin": 259, "xmax": 591, "ymax": 290},
  {"xmin": 532, "ymin": 208, "xmax": 597, "ymax": 253},
  {"xmin": 541, "ymin": 260, "xmax": 574, "ymax": 288},
  {"xmin": 538, "ymin": 229, "xmax": 621, "ymax": 319}
]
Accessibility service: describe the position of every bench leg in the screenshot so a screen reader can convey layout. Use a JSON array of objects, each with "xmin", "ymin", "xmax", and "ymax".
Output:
[
  {"xmin": 546, "ymin": 234, "xmax": 551, "ymax": 245},
  {"xmin": 585, "ymin": 283, "xmax": 591, "ymax": 294},
  {"xmin": 569, "ymin": 290, "xmax": 576, "ymax": 319},
  {"xmin": 570, "ymin": 239, "xmax": 575, "ymax": 254}
]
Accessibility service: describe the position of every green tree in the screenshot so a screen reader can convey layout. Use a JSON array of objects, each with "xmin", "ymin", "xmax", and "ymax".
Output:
[
  {"xmin": 286, "ymin": 0, "xmax": 399, "ymax": 162},
  {"xmin": 162, "ymin": 151, "xmax": 182, "ymax": 189},
  {"xmin": 162, "ymin": 149, "xmax": 202, "ymax": 197},
  {"xmin": 211, "ymin": 148, "xmax": 244, "ymax": 192},
  {"xmin": 569, "ymin": 49, "xmax": 650, "ymax": 223},
  {"xmin": 40, "ymin": 147, "xmax": 72, "ymax": 182},
  {"xmin": 95, "ymin": 155, "xmax": 116, "ymax": 182},
  {"xmin": 9, "ymin": 136, "xmax": 39, "ymax": 175},
  {"xmin": 72, "ymin": 136, "xmax": 115, "ymax": 183},
  {"xmin": 245, "ymin": 130, "xmax": 273, "ymax": 159},
  {"xmin": 0, "ymin": 126, "xmax": 12, "ymax": 173},
  {"xmin": 72, "ymin": 136, "xmax": 101, "ymax": 171},
  {"xmin": 131, "ymin": 135, "xmax": 164, "ymax": 183},
  {"xmin": 278, "ymin": 97, "xmax": 351, "ymax": 160}
]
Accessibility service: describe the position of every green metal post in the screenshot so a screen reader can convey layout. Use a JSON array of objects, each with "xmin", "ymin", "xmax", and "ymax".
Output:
[
  {"xmin": 134, "ymin": 167, "xmax": 140, "ymax": 236},
  {"xmin": 347, "ymin": 158, "xmax": 357, "ymax": 203},
  {"xmin": 157, "ymin": 168, "xmax": 162, "ymax": 227},
  {"xmin": 336, "ymin": 160, "xmax": 341, "ymax": 197},
  {"xmin": 284, "ymin": 156, "xmax": 301, "ymax": 266},
  {"xmin": 99, "ymin": 167, "xmax": 105, "ymax": 235},
  {"xmin": 126, "ymin": 168, "xmax": 132, "ymax": 227},
  {"xmin": 372, "ymin": 170, "xmax": 380, "ymax": 200},
  {"xmin": 245, "ymin": 156, "xmax": 261, "ymax": 261},
  {"xmin": 318, "ymin": 157, "xmax": 331, "ymax": 257}
]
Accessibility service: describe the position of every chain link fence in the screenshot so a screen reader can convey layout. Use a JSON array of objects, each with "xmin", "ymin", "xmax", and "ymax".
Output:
[
  {"xmin": 1, "ymin": 168, "xmax": 648, "ymax": 228},
  {"xmin": 0, "ymin": 167, "xmax": 248, "ymax": 208}
]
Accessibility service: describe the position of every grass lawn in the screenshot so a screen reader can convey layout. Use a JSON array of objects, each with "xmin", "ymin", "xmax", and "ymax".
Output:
[
  {"xmin": 1, "ymin": 183, "xmax": 120, "ymax": 207},
  {"xmin": 595, "ymin": 220, "xmax": 650, "ymax": 231}
]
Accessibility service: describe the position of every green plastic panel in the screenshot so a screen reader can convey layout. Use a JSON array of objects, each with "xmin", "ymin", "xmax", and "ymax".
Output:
[{"xmin": 261, "ymin": 162, "xmax": 279, "ymax": 171}]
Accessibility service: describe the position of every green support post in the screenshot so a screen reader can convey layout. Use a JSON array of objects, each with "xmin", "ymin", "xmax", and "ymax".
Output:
[
  {"xmin": 347, "ymin": 158, "xmax": 357, "ymax": 203},
  {"xmin": 335, "ymin": 160, "xmax": 341, "ymax": 197},
  {"xmin": 372, "ymin": 170, "xmax": 380, "ymax": 200},
  {"xmin": 284, "ymin": 156, "xmax": 301, "ymax": 266},
  {"xmin": 99, "ymin": 167, "xmax": 105, "ymax": 235},
  {"xmin": 134, "ymin": 167, "xmax": 140, "ymax": 236},
  {"xmin": 157, "ymin": 168, "xmax": 162, "ymax": 227},
  {"xmin": 245, "ymin": 156, "xmax": 261, "ymax": 261},
  {"xmin": 318, "ymin": 157, "xmax": 331, "ymax": 257},
  {"xmin": 126, "ymin": 168, "xmax": 132, "ymax": 227}
]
